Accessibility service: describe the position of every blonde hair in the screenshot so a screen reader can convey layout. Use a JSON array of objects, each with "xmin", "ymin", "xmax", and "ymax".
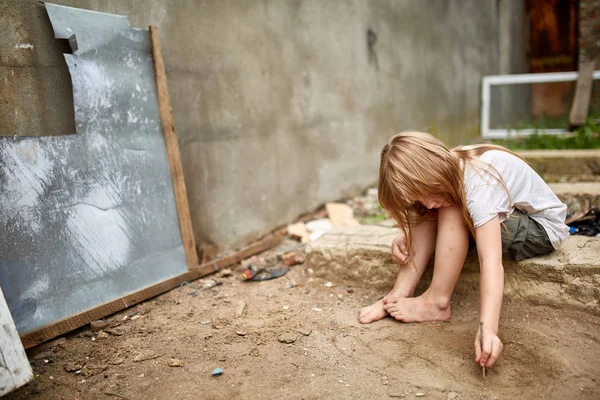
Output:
[{"xmin": 378, "ymin": 131, "xmax": 522, "ymax": 261}]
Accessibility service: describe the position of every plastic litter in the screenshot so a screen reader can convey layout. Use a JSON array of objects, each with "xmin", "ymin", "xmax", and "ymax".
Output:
[{"xmin": 212, "ymin": 367, "xmax": 223, "ymax": 376}]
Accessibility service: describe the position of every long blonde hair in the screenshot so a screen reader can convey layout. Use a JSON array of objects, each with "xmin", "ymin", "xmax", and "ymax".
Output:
[{"xmin": 378, "ymin": 131, "xmax": 522, "ymax": 260}]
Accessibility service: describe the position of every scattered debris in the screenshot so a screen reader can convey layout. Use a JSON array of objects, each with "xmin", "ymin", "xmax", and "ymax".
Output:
[
  {"xmin": 415, "ymin": 392, "xmax": 426, "ymax": 397},
  {"xmin": 235, "ymin": 300, "xmax": 247, "ymax": 317},
  {"xmin": 381, "ymin": 376, "xmax": 389, "ymax": 385},
  {"xmin": 306, "ymin": 218, "xmax": 333, "ymax": 241},
  {"xmin": 297, "ymin": 327, "xmax": 312, "ymax": 336},
  {"xmin": 103, "ymin": 391, "xmax": 127, "ymax": 399},
  {"xmin": 168, "ymin": 358, "xmax": 183, "ymax": 367},
  {"xmin": 326, "ymin": 202, "xmax": 360, "ymax": 227},
  {"xmin": 278, "ymin": 333, "xmax": 297, "ymax": 344},
  {"xmin": 133, "ymin": 351, "xmax": 161, "ymax": 362},
  {"xmin": 90, "ymin": 320, "xmax": 110, "ymax": 333},
  {"xmin": 64, "ymin": 362, "xmax": 83, "ymax": 372},
  {"xmin": 324, "ymin": 282, "xmax": 333, "ymax": 288},
  {"xmin": 287, "ymin": 222, "xmax": 311, "ymax": 242},
  {"xmin": 281, "ymin": 250, "xmax": 306, "ymax": 266},
  {"xmin": 236, "ymin": 330, "xmax": 247, "ymax": 336},
  {"xmin": 179, "ymin": 281, "xmax": 199, "ymax": 296},
  {"xmin": 568, "ymin": 208, "xmax": 600, "ymax": 236},
  {"xmin": 97, "ymin": 331, "xmax": 109, "ymax": 339},
  {"xmin": 212, "ymin": 367, "xmax": 224, "ymax": 376},
  {"xmin": 212, "ymin": 318, "xmax": 230, "ymax": 329},
  {"xmin": 387, "ymin": 392, "xmax": 406, "ymax": 398},
  {"xmin": 218, "ymin": 268, "xmax": 233, "ymax": 278},
  {"xmin": 105, "ymin": 328, "xmax": 124, "ymax": 336}
]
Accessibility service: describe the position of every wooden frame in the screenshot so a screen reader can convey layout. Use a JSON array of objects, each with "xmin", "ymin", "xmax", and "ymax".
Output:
[
  {"xmin": 481, "ymin": 70, "xmax": 600, "ymax": 139},
  {"xmin": 1, "ymin": 287, "xmax": 33, "ymax": 395},
  {"xmin": 18, "ymin": 26, "xmax": 281, "ymax": 349}
]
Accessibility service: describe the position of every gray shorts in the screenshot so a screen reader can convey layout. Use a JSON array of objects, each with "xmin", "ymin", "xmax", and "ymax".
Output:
[{"xmin": 501, "ymin": 209, "xmax": 554, "ymax": 261}]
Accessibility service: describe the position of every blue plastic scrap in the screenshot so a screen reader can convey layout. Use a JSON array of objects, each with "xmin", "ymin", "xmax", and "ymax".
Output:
[{"xmin": 212, "ymin": 367, "xmax": 224, "ymax": 376}]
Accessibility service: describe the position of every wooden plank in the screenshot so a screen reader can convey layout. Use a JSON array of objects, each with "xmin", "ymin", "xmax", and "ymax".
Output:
[
  {"xmin": 149, "ymin": 25, "xmax": 199, "ymax": 269},
  {"xmin": 20, "ymin": 234, "xmax": 282, "ymax": 349},
  {"xmin": 0, "ymin": 287, "xmax": 33, "ymax": 396},
  {"xmin": 569, "ymin": 61, "xmax": 596, "ymax": 127}
]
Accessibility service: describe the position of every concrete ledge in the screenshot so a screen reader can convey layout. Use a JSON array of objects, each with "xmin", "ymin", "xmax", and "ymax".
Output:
[
  {"xmin": 519, "ymin": 150, "xmax": 600, "ymax": 182},
  {"xmin": 306, "ymin": 226, "xmax": 600, "ymax": 313}
]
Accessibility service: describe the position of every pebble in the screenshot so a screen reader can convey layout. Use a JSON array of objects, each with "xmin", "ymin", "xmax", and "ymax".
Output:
[
  {"xmin": 387, "ymin": 392, "xmax": 405, "ymax": 398},
  {"xmin": 168, "ymin": 358, "xmax": 183, "ymax": 367},
  {"xmin": 416, "ymin": 393, "xmax": 426, "ymax": 397},
  {"xmin": 235, "ymin": 300, "xmax": 246, "ymax": 318},
  {"xmin": 236, "ymin": 330, "xmax": 247, "ymax": 336},
  {"xmin": 278, "ymin": 333, "xmax": 297, "ymax": 344},
  {"xmin": 297, "ymin": 327, "xmax": 312, "ymax": 336},
  {"xmin": 324, "ymin": 282, "xmax": 333, "ymax": 287}
]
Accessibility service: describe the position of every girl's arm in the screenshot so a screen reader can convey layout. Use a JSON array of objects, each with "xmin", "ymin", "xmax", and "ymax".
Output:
[{"xmin": 474, "ymin": 215, "xmax": 504, "ymax": 368}]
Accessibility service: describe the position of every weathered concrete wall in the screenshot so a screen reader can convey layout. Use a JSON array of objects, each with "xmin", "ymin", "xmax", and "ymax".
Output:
[{"xmin": 1, "ymin": 1, "xmax": 522, "ymax": 249}]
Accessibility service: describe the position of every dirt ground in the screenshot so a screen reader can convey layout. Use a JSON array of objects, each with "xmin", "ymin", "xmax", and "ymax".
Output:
[{"xmin": 9, "ymin": 244, "xmax": 600, "ymax": 400}]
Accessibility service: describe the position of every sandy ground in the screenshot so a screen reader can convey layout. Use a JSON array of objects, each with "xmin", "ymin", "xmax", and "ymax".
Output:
[{"xmin": 8, "ymin": 246, "xmax": 600, "ymax": 400}]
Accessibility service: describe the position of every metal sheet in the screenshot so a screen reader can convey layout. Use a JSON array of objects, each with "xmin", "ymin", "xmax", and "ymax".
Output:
[{"xmin": 0, "ymin": 4, "xmax": 187, "ymax": 334}]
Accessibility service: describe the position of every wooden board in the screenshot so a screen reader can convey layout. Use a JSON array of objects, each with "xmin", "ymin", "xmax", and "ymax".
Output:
[
  {"xmin": 150, "ymin": 25, "xmax": 199, "ymax": 269},
  {"xmin": 569, "ymin": 61, "xmax": 596, "ymax": 127},
  {"xmin": 20, "ymin": 234, "xmax": 281, "ymax": 349},
  {"xmin": 0, "ymin": 287, "xmax": 33, "ymax": 396}
]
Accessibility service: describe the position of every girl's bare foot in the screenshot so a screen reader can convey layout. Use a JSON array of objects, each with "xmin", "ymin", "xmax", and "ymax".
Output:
[
  {"xmin": 358, "ymin": 299, "xmax": 388, "ymax": 324},
  {"xmin": 383, "ymin": 294, "xmax": 451, "ymax": 322}
]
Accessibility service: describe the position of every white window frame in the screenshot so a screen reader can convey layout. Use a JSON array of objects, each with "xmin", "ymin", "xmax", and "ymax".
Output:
[{"xmin": 481, "ymin": 71, "xmax": 600, "ymax": 139}]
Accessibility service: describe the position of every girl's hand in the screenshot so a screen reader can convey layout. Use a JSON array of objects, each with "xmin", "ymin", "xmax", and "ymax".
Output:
[
  {"xmin": 391, "ymin": 235, "xmax": 409, "ymax": 264},
  {"xmin": 474, "ymin": 327, "xmax": 503, "ymax": 368}
]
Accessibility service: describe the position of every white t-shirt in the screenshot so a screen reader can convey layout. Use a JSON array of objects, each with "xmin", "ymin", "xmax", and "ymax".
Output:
[{"xmin": 463, "ymin": 150, "xmax": 568, "ymax": 249}]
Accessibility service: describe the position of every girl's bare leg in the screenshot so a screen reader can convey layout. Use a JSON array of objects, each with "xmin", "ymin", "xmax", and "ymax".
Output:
[
  {"xmin": 383, "ymin": 205, "xmax": 469, "ymax": 322},
  {"xmin": 358, "ymin": 219, "xmax": 437, "ymax": 324}
]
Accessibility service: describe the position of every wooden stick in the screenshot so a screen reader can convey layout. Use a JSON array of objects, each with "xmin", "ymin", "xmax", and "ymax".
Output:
[
  {"xmin": 480, "ymin": 321, "xmax": 486, "ymax": 378},
  {"xmin": 149, "ymin": 25, "xmax": 199, "ymax": 269}
]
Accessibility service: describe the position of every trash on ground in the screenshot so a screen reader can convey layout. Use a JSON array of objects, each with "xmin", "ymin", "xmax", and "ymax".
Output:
[
  {"xmin": 306, "ymin": 218, "xmax": 333, "ymax": 241},
  {"xmin": 211, "ymin": 367, "xmax": 223, "ymax": 376},
  {"xmin": 287, "ymin": 222, "xmax": 311, "ymax": 242},
  {"xmin": 568, "ymin": 208, "xmax": 600, "ymax": 237},
  {"xmin": 179, "ymin": 281, "xmax": 198, "ymax": 296},
  {"xmin": 326, "ymin": 202, "xmax": 360, "ymax": 227}
]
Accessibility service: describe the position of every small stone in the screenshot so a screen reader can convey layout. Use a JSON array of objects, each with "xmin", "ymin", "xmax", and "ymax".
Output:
[
  {"xmin": 138, "ymin": 373, "xmax": 144, "ymax": 378},
  {"xmin": 447, "ymin": 392, "xmax": 458, "ymax": 399},
  {"xmin": 168, "ymin": 358, "xmax": 183, "ymax": 367},
  {"xmin": 381, "ymin": 376, "xmax": 388, "ymax": 385},
  {"xmin": 97, "ymin": 331, "xmax": 109, "ymax": 339},
  {"xmin": 235, "ymin": 300, "xmax": 246, "ymax": 318},
  {"xmin": 324, "ymin": 282, "xmax": 333, "ymax": 287},
  {"xmin": 218, "ymin": 268, "xmax": 233, "ymax": 278},
  {"xmin": 297, "ymin": 327, "xmax": 312, "ymax": 336},
  {"xmin": 278, "ymin": 333, "xmax": 297, "ymax": 344},
  {"xmin": 236, "ymin": 331, "xmax": 246, "ymax": 336},
  {"xmin": 416, "ymin": 393, "xmax": 426, "ymax": 397},
  {"xmin": 64, "ymin": 362, "xmax": 83, "ymax": 372}
]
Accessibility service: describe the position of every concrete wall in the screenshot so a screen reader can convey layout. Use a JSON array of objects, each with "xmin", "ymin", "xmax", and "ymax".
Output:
[{"xmin": 1, "ymin": 0, "xmax": 524, "ymax": 249}]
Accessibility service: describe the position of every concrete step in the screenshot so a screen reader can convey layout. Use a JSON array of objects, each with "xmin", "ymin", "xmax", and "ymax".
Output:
[
  {"xmin": 306, "ymin": 225, "xmax": 600, "ymax": 313},
  {"xmin": 518, "ymin": 150, "xmax": 600, "ymax": 182}
]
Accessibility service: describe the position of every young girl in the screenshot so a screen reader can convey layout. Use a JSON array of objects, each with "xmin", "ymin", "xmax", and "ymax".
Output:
[{"xmin": 358, "ymin": 131, "xmax": 568, "ymax": 370}]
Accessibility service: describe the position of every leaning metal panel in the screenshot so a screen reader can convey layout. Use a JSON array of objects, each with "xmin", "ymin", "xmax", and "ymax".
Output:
[{"xmin": 0, "ymin": 3, "xmax": 187, "ymax": 334}]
